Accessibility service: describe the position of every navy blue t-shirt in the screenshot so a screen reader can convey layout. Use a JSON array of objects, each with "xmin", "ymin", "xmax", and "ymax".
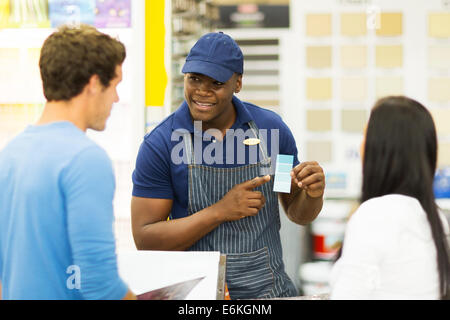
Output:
[{"xmin": 132, "ymin": 96, "xmax": 299, "ymax": 219}]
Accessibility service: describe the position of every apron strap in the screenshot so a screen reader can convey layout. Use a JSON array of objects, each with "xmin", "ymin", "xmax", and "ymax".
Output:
[
  {"xmin": 247, "ymin": 120, "xmax": 270, "ymax": 163},
  {"xmin": 182, "ymin": 131, "xmax": 194, "ymax": 165}
]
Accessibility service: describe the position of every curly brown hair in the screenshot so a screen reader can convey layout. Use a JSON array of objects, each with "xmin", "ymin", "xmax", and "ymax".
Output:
[{"xmin": 39, "ymin": 24, "xmax": 126, "ymax": 101}]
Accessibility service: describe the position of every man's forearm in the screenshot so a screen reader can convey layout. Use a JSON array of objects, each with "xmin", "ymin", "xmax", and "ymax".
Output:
[
  {"xmin": 281, "ymin": 184, "xmax": 323, "ymax": 225},
  {"xmin": 135, "ymin": 206, "xmax": 224, "ymax": 251}
]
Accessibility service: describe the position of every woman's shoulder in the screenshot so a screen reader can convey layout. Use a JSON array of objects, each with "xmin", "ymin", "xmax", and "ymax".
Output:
[
  {"xmin": 350, "ymin": 194, "xmax": 423, "ymax": 227},
  {"xmin": 358, "ymin": 194, "xmax": 421, "ymax": 214}
]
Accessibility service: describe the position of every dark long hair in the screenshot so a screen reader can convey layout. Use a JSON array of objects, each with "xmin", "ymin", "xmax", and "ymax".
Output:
[{"xmin": 361, "ymin": 96, "xmax": 449, "ymax": 299}]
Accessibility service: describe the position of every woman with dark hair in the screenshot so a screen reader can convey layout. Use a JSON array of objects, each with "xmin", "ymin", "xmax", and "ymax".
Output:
[{"xmin": 330, "ymin": 96, "xmax": 450, "ymax": 299}]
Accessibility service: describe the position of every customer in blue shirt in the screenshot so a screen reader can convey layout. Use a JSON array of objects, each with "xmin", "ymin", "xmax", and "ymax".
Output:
[
  {"xmin": 0, "ymin": 25, "xmax": 135, "ymax": 300},
  {"xmin": 131, "ymin": 32, "xmax": 326, "ymax": 299}
]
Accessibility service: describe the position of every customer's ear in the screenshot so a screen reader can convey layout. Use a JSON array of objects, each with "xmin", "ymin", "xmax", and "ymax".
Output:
[{"xmin": 86, "ymin": 74, "xmax": 102, "ymax": 95}]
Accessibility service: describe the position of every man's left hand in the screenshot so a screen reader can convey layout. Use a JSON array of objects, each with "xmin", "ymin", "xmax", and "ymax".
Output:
[{"xmin": 290, "ymin": 161, "xmax": 325, "ymax": 198}]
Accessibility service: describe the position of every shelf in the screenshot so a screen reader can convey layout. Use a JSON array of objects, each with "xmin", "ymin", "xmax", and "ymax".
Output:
[{"xmin": 169, "ymin": 0, "xmax": 219, "ymax": 111}]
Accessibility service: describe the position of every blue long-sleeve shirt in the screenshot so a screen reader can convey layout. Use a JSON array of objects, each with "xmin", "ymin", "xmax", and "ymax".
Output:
[{"xmin": 0, "ymin": 121, "xmax": 128, "ymax": 300}]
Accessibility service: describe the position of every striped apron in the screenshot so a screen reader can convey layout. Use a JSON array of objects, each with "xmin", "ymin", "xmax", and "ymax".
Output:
[{"xmin": 183, "ymin": 120, "xmax": 297, "ymax": 299}]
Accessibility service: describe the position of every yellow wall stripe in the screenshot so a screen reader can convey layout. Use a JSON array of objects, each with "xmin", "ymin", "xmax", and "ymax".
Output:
[{"xmin": 145, "ymin": 0, "xmax": 167, "ymax": 107}]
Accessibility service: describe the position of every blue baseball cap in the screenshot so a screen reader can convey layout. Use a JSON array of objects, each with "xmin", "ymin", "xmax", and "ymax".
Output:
[{"xmin": 182, "ymin": 32, "xmax": 244, "ymax": 83}]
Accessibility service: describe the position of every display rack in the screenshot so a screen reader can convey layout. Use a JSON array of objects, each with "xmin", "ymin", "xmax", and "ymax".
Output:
[
  {"xmin": 235, "ymin": 37, "xmax": 281, "ymax": 115},
  {"xmin": 170, "ymin": 0, "xmax": 219, "ymax": 112}
]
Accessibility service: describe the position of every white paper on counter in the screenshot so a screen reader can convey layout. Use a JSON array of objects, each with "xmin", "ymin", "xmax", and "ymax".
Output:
[{"xmin": 117, "ymin": 250, "xmax": 221, "ymax": 300}]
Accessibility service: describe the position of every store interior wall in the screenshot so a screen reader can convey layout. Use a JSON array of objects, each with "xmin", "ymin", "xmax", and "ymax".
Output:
[{"xmin": 2, "ymin": 0, "xmax": 450, "ymax": 296}]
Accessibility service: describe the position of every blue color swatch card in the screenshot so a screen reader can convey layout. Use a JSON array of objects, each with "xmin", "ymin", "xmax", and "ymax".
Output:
[{"xmin": 273, "ymin": 154, "xmax": 294, "ymax": 193}]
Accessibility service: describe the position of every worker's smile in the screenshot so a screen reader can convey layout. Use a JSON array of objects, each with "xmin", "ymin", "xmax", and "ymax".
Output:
[{"xmin": 192, "ymin": 99, "xmax": 217, "ymax": 111}]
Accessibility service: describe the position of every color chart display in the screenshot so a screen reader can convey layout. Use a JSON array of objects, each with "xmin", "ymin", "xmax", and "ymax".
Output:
[{"xmin": 294, "ymin": 0, "xmax": 450, "ymax": 197}]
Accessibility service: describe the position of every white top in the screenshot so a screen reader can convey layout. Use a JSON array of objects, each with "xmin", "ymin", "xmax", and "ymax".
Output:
[{"xmin": 330, "ymin": 194, "xmax": 450, "ymax": 300}]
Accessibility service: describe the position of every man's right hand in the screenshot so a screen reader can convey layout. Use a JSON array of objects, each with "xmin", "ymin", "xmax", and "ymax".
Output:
[{"xmin": 213, "ymin": 175, "xmax": 271, "ymax": 221}]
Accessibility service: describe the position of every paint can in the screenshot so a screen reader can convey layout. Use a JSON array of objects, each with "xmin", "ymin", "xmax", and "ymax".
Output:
[{"xmin": 310, "ymin": 200, "xmax": 351, "ymax": 260}]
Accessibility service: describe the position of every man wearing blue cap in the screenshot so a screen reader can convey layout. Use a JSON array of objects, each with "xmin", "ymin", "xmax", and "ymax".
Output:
[{"xmin": 131, "ymin": 32, "xmax": 325, "ymax": 299}]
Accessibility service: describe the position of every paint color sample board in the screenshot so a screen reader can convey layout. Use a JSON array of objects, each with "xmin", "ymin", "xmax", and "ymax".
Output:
[
  {"xmin": 273, "ymin": 154, "xmax": 294, "ymax": 193},
  {"xmin": 289, "ymin": 0, "xmax": 450, "ymax": 197}
]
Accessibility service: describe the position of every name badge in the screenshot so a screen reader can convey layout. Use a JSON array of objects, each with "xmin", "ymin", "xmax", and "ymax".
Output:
[{"xmin": 243, "ymin": 138, "xmax": 260, "ymax": 146}]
